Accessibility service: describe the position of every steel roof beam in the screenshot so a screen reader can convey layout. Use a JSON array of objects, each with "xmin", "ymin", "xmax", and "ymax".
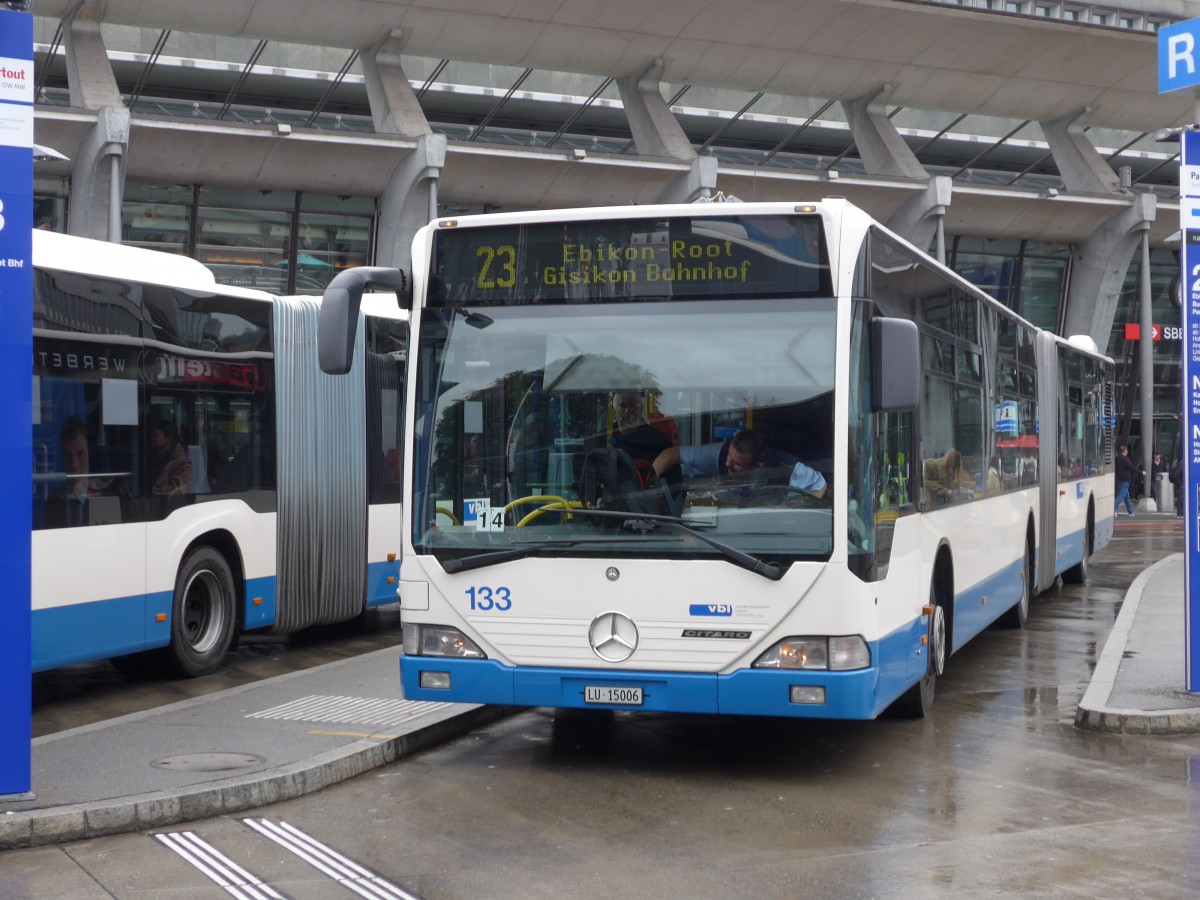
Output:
[{"xmin": 216, "ymin": 40, "xmax": 268, "ymax": 121}]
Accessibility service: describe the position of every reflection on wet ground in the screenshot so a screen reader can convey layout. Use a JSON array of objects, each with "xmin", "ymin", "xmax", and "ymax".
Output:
[
  {"xmin": 31, "ymin": 605, "xmax": 403, "ymax": 737},
  {"xmin": 10, "ymin": 518, "xmax": 1200, "ymax": 897}
]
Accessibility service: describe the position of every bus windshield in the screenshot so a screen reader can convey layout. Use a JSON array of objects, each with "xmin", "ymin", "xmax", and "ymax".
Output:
[{"xmin": 412, "ymin": 296, "xmax": 836, "ymax": 564}]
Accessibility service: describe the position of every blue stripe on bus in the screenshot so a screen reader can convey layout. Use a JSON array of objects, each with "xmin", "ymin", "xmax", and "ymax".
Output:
[
  {"xmin": 365, "ymin": 558, "xmax": 401, "ymax": 608},
  {"xmin": 35, "ymin": 576, "xmax": 280, "ymax": 671},
  {"xmin": 1053, "ymin": 525, "xmax": 1087, "ymax": 577},
  {"xmin": 398, "ymin": 615, "xmax": 932, "ymax": 720},
  {"xmin": 33, "ymin": 565, "xmax": 386, "ymax": 671},
  {"xmin": 32, "ymin": 593, "xmax": 171, "ymax": 672},
  {"xmin": 949, "ymin": 554, "xmax": 1026, "ymax": 651},
  {"xmin": 243, "ymin": 575, "xmax": 277, "ymax": 629}
]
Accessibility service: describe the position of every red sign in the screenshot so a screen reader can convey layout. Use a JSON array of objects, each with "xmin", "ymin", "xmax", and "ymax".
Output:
[
  {"xmin": 997, "ymin": 436, "xmax": 1039, "ymax": 449},
  {"xmin": 1124, "ymin": 324, "xmax": 1181, "ymax": 341},
  {"xmin": 154, "ymin": 354, "xmax": 268, "ymax": 391}
]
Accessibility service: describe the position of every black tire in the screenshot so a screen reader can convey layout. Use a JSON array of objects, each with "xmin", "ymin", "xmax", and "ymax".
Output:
[
  {"xmin": 894, "ymin": 581, "xmax": 946, "ymax": 718},
  {"xmin": 1000, "ymin": 538, "xmax": 1033, "ymax": 628},
  {"xmin": 1061, "ymin": 513, "xmax": 1091, "ymax": 586},
  {"xmin": 163, "ymin": 547, "xmax": 237, "ymax": 677},
  {"xmin": 1061, "ymin": 546, "xmax": 1088, "ymax": 585}
]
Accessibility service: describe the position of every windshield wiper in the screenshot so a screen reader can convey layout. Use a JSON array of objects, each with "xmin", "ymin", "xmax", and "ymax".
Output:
[
  {"xmin": 557, "ymin": 507, "xmax": 785, "ymax": 581},
  {"xmin": 440, "ymin": 536, "xmax": 647, "ymax": 574},
  {"xmin": 438, "ymin": 511, "xmax": 784, "ymax": 580}
]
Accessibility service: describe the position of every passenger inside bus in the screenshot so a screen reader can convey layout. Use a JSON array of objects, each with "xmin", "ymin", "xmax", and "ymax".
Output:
[
  {"xmin": 42, "ymin": 416, "xmax": 93, "ymax": 528},
  {"xmin": 923, "ymin": 448, "xmax": 975, "ymax": 505},
  {"xmin": 148, "ymin": 414, "xmax": 193, "ymax": 497},
  {"xmin": 611, "ymin": 392, "xmax": 680, "ymax": 486},
  {"xmin": 987, "ymin": 454, "xmax": 1003, "ymax": 494}
]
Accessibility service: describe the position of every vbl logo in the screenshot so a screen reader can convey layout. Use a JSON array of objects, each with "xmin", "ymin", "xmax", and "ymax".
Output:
[{"xmin": 689, "ymin": 603, "xmax": 733, "ymax": 617}]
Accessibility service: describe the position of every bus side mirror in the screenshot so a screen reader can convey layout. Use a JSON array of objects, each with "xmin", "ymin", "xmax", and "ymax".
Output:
[
  {"xmin": 318, "ymin": 267, "xmax": 411, "ymax": 374},
  {"xmin": 870, "ymin": 316, "xmax": 919, "ymax": 412}
]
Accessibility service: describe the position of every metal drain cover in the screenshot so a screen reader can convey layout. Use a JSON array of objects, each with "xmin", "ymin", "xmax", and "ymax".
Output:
[{"xmin": 150, "ymin": 752, "xmax": 265, "ymax": 772}]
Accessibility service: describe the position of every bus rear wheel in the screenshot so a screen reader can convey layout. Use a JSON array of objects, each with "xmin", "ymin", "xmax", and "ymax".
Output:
[
  {"xmin": 164, "ymin": 547, "xmax": 237, "ymax": 677},
  {"xmin": 1000, "ymin": 539, "xmax": 1033, "ymax": 628},
  {"xmin": 1061, "ymin": 509, "xmax": 1092, "ymax": 586}
]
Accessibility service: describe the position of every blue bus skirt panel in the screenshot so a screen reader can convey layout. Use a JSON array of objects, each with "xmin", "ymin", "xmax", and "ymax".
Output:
[
  {"xmin": 1054, "ymin": 525, "xmax": 1087, "ymax": 577},
  {"xmin": 398, "ymin": 617, "xmax": 927, "ymax": 720},
  {"xmin": 242, "ymin": 575, "xmax": 277, "ymax": 630},
  {"xmin": 948, "ymin": 554, "xmax": 1026, "ymax": 652},
  {"xmin": 365, "ymin": 558, "xmax": 401, "ymax": 608},
  {"xmin": 32, "ymin": 590, "xmax": 172, "ymax": 672}
]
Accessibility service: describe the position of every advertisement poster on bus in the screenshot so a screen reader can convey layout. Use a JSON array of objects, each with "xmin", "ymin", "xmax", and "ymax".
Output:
[{"xmin": 0, "ymin": 6, "xmax": 33, "ymax": 796}]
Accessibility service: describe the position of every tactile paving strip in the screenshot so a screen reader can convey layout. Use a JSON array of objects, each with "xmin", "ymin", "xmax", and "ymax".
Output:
[{"xmin": 245, "ymin": 695, "xmax": 451, "ymax": 727}]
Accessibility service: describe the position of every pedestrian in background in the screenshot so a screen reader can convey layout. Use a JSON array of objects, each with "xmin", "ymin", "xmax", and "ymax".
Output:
[
  {"xmin": 1114, "ymin": 443, "xmax": 1136, "ymax": 517},
  {"xmin": 1152, "ymin": 450, "xmax": 1167, "ymax": 510}
]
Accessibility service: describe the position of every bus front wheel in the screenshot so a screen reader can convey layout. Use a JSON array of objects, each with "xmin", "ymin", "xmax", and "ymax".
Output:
[
  {"xmin": 165, "ymin": 547, "xmax": 237, "ymax": 677},
  {"xmin": 895, "ymin": 583, "xmax": 945, "ymax": 718}
]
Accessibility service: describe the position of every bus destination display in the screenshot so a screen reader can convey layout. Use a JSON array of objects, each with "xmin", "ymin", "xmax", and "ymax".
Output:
[{"xmin": 430, "ymin": 215, "xmax": 831, "ymax": 305}]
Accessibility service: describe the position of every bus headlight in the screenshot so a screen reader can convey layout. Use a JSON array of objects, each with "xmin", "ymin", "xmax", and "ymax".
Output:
[
  {"xmin": 402, "ymin": 624, "xmax": 486, "ymax": 659},
  {"xmin": 753, "ymin": 636, "xmax": 869, "ymax": 671},
  {"xmin": 828, "ymin": 636, "xmax": 870, "ymax": 670}
]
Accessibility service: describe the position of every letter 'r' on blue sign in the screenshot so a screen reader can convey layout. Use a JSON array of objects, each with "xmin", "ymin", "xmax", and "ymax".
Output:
[{"xmin": 1160, "ymin": 20, "xmax": 1200, "ymax": 93}]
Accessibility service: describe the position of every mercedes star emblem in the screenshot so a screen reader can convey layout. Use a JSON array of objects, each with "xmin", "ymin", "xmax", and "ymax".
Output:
[{"xmin": 588, "ymin": 611, "xmax": 639, "ymax": 662}]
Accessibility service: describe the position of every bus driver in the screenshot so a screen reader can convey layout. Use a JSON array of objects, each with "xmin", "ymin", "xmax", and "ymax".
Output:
[{"xmin": 650, "ymin": 428, "xmax": 826, "ymax": 497}]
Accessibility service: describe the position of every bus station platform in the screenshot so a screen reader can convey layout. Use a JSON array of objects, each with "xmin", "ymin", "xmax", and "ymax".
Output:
[
  {"xmin": 1075, "ymin": 548, "xmax": 1200, "ymax": 734},
  {"xmin": 0, "ymin": 648, "xmax": 516, "ymax": 851},
  {"xmin": 2, "ymin": 526, "xmax": 1198, "ymax": 851}
]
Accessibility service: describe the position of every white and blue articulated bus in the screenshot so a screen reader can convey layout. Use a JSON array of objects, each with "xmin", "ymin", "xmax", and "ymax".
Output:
[
  {"xmin": 32, "ymin": 230, "xmax": 407, "ymax": 675},
  {"xmin": 319, "ymin": 199, "xmax": 1113, "ymax": 718}
]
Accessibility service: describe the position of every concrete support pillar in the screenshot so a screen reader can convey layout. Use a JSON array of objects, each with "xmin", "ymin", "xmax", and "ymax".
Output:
[
  {"xmin": 363, "ymin": 29, "xmax": 440, "ymax": 273},
  {"xmin": 657, "ymin": 157, "xmax": 719, "ymax": 204},
  {"xmin": 1039, "ymin": 107, "xmax": 1120, "ymax": 194},
  {"xmin": 360, "ymin": 29, "xmax": 432, "ymax": 137},
  {"xmin": 617, "ymin": 61, "xmax": 718, "ymax": 203},
  {"xmin": 1061, "ymin": 192, "xmax": 1156, "ymax": 347},
  {"xmin": 884, "ymin": 176, "xmax": 952, "ymax": 258},
  {"xmin": 841, "ymin": 85, "xmax": 927, "ymax": 180},
  {"xmin": 616, "ymin": 60, "xmax": 697, "ymax": 160},
  {"xmin": 68, "ymin": 106, "xmax": 130, "ymax": 243},
  {"xmin": 62, "ymin": 1, "xmax": 122, "ymax": 110},
  {"xmin": 377, "ymin": 133, "xmax": 447, "ymax": 271},
  {"xmin": 1137, "ymin": 228, "xmax": 1156, "ymax": 510}
]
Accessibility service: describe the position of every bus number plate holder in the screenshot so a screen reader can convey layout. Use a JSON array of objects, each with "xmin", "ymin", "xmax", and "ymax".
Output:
[{"xmin": 584, "ymin": 685, "xmax": 643, "ymax": 705}]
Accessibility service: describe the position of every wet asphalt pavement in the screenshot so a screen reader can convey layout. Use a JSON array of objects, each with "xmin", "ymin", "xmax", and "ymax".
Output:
[{"xmin": 4, "ymin": 518, "xmax": 1198, "ymax": 898}]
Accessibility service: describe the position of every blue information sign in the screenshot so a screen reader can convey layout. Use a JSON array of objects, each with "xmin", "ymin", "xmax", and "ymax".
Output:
[
  {"xmin": 1160, "ymin": 19, "xmax": 1200, "ymax": 94},
  {"xmin": 1182, "ymin": 130, "xmax": 1200, "ymax": 692},
  {"xmin": 0, "ymin": 8, "xmax": 33, "ymax": 798}
]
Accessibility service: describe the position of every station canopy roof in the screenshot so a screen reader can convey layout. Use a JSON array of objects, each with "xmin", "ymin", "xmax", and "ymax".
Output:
[{"xmin": 28, "ymin": 0, "xmax": 1194, "ymax": 242}]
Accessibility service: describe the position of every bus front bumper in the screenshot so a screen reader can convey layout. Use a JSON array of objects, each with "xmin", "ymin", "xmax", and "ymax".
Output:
[{"xmin": 399, "ymin": 656, "xmax": 887, "ymax": 720}]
